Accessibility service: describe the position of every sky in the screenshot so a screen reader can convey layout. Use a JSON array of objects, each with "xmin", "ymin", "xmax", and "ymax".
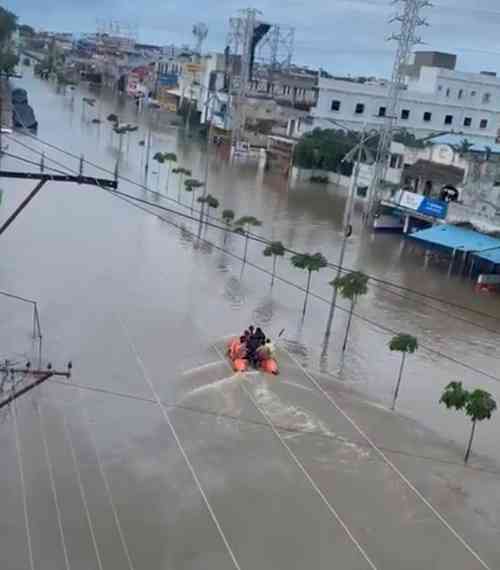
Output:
[{"xmin": 6, "ymin": 0, "xmax": 500, "ymax": 77}]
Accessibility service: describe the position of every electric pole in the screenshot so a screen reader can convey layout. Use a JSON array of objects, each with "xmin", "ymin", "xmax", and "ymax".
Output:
[
  {"xmin": 366, "ymin": 0, "xmax": 431, "ymax": 223},
  {"xmin": 1, "ymin": 362, "xmax": 72, "ymax": 410}
]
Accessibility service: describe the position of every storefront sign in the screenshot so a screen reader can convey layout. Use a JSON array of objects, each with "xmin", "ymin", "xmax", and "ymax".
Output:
[
  {"xmin": 158, "ymin": 72, "xmax": 178, "ymax": 87},
  {"xmin": 398, "ymin": 191, "xmax": 448, "ymax": 219}
]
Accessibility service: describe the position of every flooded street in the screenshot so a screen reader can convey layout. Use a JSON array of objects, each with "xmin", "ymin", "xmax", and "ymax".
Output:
[{"xmin": 1, "ymin": 70, "xmax": 500, "ymax": 569}]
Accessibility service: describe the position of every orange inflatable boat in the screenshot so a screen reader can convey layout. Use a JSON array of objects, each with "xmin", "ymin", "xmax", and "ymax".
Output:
[{"xmin": 226, "ymin": 338, "xmax": 279, "ymax": 375}]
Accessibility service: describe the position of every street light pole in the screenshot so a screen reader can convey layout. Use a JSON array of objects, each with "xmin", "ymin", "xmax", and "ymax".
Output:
[{"xmin": 323, "ymin": 132, "xmax": 365, "ymax": 341}]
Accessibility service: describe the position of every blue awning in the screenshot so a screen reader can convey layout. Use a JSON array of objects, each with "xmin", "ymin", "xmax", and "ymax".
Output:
[{"xmin": 410, "ymin": 224, "xmax": 500, "ymax": 264}]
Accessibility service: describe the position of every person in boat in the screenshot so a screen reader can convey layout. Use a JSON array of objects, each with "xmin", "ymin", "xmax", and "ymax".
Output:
[
  {"xmin": 246, "ymin": 333, "xmax": 261, "ymax": 368},
  {"xmin": 235, "ymin": 336, "xmax": 247, "ymax": 359},
  {"xmin": 255, "ymin": 327, "xmax": 265, "ymax": 346},
  {"xmin": 256, "ymin": 338, "xmax": 274, "ymax": 362}
]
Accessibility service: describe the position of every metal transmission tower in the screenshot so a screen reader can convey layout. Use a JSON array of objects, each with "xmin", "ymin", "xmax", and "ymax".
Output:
[
  {"xmin": 192, "ymin": 22, "xmax": 208, "ymax": 55},
  {"xmin": 366, "ymin": 0, "xmax": 430, "ymax": 220},
  {"xmin": 227, "ymin": 9, "xmax": 295, "ymax": 151},
  {"xmin": 227, "ymin": 8, "xmax": 260, "ymax": 152}
]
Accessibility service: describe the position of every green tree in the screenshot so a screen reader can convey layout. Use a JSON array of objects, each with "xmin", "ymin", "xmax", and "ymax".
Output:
[
  {"xmin": 290, "ymin": 252, "xmax": 328, "ymax": 316},
  {"xmin": 293, "ymin": 128, "xmax": 363, "ymax": 175},
  {"xmin": 332, "ymin": 271, "xmax": 369, "ymax": 352},
  {"xmin": 0, "ymin": 7, "xmax": 18, "ymax": 74},
  {"xmin": 18, "ymin": 24, "xmax": 35, "ymax": 37},
  {"xmin": 197, "ymin": 194, "xmax": 219, "ymax": 224},
  {"xmin": 222, "ymin": 209, "xmax": 235, "ymax": 245},
  {"xmin": 234, "ymin": 216, "xmax": 262, "ymax": 264},
  {"xmin": 184, "ymin": 178, "xmax": 205, "ymax": 212},
  {"xmin": 263, "ymin": 241, "xmax": 286, "ymax": 287},
  {"xmin": 172, "ymin": 167, "xmax": 191, "ymax": 202},
  {"xmin": 388, "ymin": 334, "xmax": 418, "ymax": 410},
  {"xmin": 0, "ymin": 7, "xmax": 17, "ymax": 45},
  {"xmin": 440, "ymin": 382, "xmax": 497, "ymax": 463}
]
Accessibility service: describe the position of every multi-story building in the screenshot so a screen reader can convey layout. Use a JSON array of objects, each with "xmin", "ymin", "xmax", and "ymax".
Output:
[{"xmin": 297, "ymin": 52, "xmax": 500, "ymax": 143}]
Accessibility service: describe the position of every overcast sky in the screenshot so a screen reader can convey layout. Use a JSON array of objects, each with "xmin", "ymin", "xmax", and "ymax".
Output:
[{"xmin": 8, "ymin": 0, "xmax": 500, "ymax": 77}]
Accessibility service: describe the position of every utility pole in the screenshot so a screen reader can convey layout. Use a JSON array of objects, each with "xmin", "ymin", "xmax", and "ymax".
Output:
[
  {"xmin": 323, "ymin": 128, "xmax": 372, "ymax": 341},
  {"xmin": 1, "ymin": 362, "xmax": 72, "ymax": 410},
  {"xmin": 0, "ymin": 169, "xmax": 117, "ymax": 237},
  {"xmin": 365, "ymin": 0, "xmax": 430, "ymax": 224}
]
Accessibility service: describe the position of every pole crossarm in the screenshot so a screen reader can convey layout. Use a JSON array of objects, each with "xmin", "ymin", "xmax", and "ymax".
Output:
[
  {"xmin": 0, "ymin": 170, "xmax": 118, "ymax": 188},
  {"xmin": 0, "ymin": 365, "xmax": 72, "ymax": 410}
]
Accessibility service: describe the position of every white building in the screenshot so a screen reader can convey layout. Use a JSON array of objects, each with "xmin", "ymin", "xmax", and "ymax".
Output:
[{"xmin": 301, "ymin": 52, "xmax": 500, "ymax": 143}]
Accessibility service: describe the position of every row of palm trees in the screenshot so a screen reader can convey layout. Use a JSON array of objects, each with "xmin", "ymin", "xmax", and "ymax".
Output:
[
  {"xmin": 99, "ymin": 117, "xmax": 496, "ymax": 464},
  {"xmin": 256, "ymin": 243, "xmax": 497, "ymax": 464}
]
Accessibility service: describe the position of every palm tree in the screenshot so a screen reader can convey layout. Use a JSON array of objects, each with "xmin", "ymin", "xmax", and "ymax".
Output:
[
  {"xmin": 234, "ymin": 216, "xmax": 262, "ymax": 264},
  {"xmin": 184, "ymin": 179, "xmax": 205, "ymax": 213},
  {"xmin": 222, "ymin": 209, "xmax": 235, "ymax": 245},
  {"xmin": 173, "ymin": 167, "xmax": 192, "ymax": 202},
  {"xmin": 162, "ymin": 152, "xmax": 178, "ymax": 196},
  {"xmin": 197, "ymin": 194, "xmax": 219, "ymax": 225},
  {"xmin": 440, "ymin": 382, "xmax": 497, "ymax": 464},
  {"xmin": 263, "ymin": 241, "xmax": 286, "ymax": 287},
  {"xmin": 388, "ymin": 333, "xmax": 418, "ymax": 410},
  {"xmin": 332, "ymin": 271, "xmax": 369, "ymax": 352},
  {"xmin": 290, "ymin": 252, "xmax": 328, "ymax": 316}
]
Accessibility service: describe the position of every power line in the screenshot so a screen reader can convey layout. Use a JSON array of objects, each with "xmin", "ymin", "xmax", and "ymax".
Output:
[
  {"xmin": 4, "ymin": 143, "xmax": 500, "ymax": 381},
  {"xmin": 6, "ymin": 130, "xmax": 500, "ymax": 330},
  {"xmin": 94, "ymin": 179, "xmax": 500, "ymax": 384},
  {"xmin": 6, "ymin": 133, "xmax": 500, "ymax": 336}
]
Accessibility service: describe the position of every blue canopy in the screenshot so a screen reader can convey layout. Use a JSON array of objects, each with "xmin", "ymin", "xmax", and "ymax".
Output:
[{"xmin": 410, "ymin": 224, "xmax": 500, "ymax": 265}]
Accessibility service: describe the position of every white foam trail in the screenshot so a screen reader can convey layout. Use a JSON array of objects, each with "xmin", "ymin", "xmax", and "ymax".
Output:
[
  {"xmin": 181, "ymin": 375, "xmax": 242, "ymax": 400},
  {"xmin": 182, "ymin": 361, "xmax": 224, "ymax": 375}
]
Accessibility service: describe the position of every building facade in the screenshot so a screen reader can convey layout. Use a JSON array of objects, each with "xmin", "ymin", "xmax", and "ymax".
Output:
[{"xmin": 304, "ymin": 52, "xmax": 500, "ymax": 143}]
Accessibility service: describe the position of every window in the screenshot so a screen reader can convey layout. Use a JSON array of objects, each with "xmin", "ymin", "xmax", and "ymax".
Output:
[
  {"xmin": 458, "ymin": 89, "xmax": 464, "ymax": 99},
  {"xmin": 463, "ymin": 117, "xmax": 472, "ymax": 127},
  {"xmin": 438, "ymin": 85, "xmax": 443, "ymax": 92},
  {"xmin": 483, "ymin": 93, "xmax": 491, "ymax": 104},
  {"xmin": 423, "ymin": 111, "xmax": 432, "ymax": 122},
  {"xmin": 446, "ymin": 88, "xmax": 451, "ymax": 97},
  {"xmin": 444, "ymin": 114, "xmax": 453, "ymax": 125},
  {"xmin": 331, "ymin": 99, "xmax": 341, "ymax": 111},
  {"xmin": 378, "ymin": 106, "xmax": 386, "ymax": 117},
  {"xmin": 471, "ymin": 90, "xmax": 477, "ymax": 97},
  {"xmin": 480, "ymin": 119, "xmax": 488, "ymax": 129},
  {"xmin": 401, "ymin": 109, "xmax": 410, "ymax": 120},
  {"xmin": 355, "ymin": 103, "xmax": 365, "ymax": 114}
]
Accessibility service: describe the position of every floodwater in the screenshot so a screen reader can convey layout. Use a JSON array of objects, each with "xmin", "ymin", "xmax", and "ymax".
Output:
[{"xmin": 1, "ymin": 69, "xmax": 500, "ymax": 569}]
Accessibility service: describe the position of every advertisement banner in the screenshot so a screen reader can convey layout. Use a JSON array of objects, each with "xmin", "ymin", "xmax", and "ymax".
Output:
[{"xmin": 398, "ymin": 191, "xmax": 448, "ymax": 219}]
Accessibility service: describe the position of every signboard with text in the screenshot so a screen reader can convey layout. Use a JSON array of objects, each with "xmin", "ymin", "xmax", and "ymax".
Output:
[{"xmin": 398, "ymin": 191, "xmax": 448, "ymax": 219}]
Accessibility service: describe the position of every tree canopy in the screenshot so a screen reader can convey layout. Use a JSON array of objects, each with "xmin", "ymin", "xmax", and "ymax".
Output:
[
  {"xmin": 332, "ymin": 271, "xmax": 369, "ymax": 302},
  {"xmin": 0, "ymin": 7, "xmax": 17, "ymax": 45},
  {"xmin": 222, "ymin": 209, "xmax": 235, "ymax": 223},
  {"xmin": 389, "ymin": 333, "xmax": 418, "ymax": 354},
  {"xmin": 263, "ymin": 241, "xmax": 286, "ymax": 258},
  {"xmin": 291, "ymin": 252, "xmax": 328, "ymax": 272},
  {"xmin": 184, "ymin": 179, "xmax": 204, "ymax": 191},
  {"xmin": 293, "ymin": 128, "xmax": 360, "ymax": 175},
  {"xmin": 197, "ymin": 194, "xmax": 219, "ymax": 209},
  {"xmin": 0, "ymin": 7, "xmax": 18, "ymax": 74}
]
